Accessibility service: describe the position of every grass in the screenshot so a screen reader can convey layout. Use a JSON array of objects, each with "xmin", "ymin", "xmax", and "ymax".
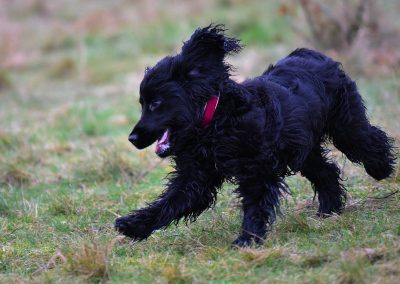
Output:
[{"xmin": 1, "ymin": 0, "xmax": 399, "ymax": 283}]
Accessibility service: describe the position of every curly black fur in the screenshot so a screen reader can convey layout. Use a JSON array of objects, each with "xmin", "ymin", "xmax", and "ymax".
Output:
[{"xmin": 115, "ymin": 25, "xmax": 396, "ymax": 247}]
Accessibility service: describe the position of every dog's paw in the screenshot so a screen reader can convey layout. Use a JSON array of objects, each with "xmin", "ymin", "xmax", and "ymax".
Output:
[
  {"xmin": 115, "ymin": 216, "xmax": 130, "ymax": 233},
  {"xmin": 114, "ymin": 215, "xmax": 153, "ymax": 241}
]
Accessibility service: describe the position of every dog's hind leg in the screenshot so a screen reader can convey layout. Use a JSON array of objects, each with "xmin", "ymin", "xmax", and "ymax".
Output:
[
  {"xmin": 328, "ymin": 78, "xmax": 396, "ymax": 180},
  {"xmin": 301, "ymin": 146, "xmax": 346, "ymax": 216},
  {"xmin": 233, "ymin": 177, "xmax": 287, "ymax": 247}
]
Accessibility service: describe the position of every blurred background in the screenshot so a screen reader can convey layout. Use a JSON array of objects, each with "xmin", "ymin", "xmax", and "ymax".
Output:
[
  {"xmin": 0, "ymin": 0, "xmax": 399, "ymax": 282},
  {"xmin": 1, "ymin": 0, "xmax": 399, "ymax": 185}
]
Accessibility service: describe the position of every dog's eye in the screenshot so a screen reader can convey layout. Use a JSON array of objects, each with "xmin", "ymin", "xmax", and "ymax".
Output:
[{"xmin": 149, "ymin": 100, "xmax": 162, "ymax": 111}]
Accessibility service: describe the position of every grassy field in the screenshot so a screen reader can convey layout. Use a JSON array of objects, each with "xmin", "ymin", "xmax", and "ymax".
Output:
[{"xmin": 1, "ymin": 1, "xmax": 400, "ymax": 283}]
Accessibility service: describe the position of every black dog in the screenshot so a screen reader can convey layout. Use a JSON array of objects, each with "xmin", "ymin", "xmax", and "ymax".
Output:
[{"xmin": 115, "ymin": 25, "xmax": 396, "ymax": 246}]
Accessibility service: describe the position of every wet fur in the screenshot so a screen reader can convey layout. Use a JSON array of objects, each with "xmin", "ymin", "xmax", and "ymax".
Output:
[{"xmin": 115, "ymin": 25, "xmax": 396, "ymax": 246}]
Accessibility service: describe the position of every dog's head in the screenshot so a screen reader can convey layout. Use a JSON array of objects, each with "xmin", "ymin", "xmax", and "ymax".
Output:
[{"xmin": 128, "ymin": 25, "xmax": 241, "ymax": 157}]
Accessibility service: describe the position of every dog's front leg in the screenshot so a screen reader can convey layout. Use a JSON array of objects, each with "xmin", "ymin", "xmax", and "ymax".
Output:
[
  {"xmin": 115, "ymin": 165, "xmax": 223, "ymax": 241},
  {"xmin": 233, "ymin": 178, "xmax": 286, "ymax": 247}
]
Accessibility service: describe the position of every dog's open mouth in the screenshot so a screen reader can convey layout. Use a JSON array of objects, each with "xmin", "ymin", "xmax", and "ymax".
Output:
[{"xmin": 155, "ymin": 129, "xmax": 170, "ymax": 157}]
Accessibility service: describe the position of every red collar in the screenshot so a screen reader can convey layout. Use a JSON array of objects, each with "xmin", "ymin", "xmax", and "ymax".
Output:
[{"xmin": 200, "ymin": 95, "xmax": 220, "ymax": 128}]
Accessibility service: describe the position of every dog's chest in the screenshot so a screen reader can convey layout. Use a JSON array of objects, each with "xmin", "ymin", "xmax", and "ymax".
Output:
[{"xmin": 209, "ymin": 133, "xmax": 266, "ymax": 179}]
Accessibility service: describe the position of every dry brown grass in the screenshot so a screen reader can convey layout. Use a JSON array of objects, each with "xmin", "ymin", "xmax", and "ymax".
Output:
[
  {"xmin": 48, "ymin": 195, "xmax": 84, "ymax": 216},
  {"xmin": 0, "ymin": 133, "xmax": 40, "ymax": 187},
  {"xmin": 64, "ymin": 237, "xmax": 122, "ymax": 281},
  {"xmin": 161, "ymin": 263, "xmax": 190, "ymax": 284},
  {"xmin": 0, "ymin": 132, "xmax": 22, "ymax": 151},
  {"xmin": 49, "ymin": 57, "xmax": 76, "ymax": 78},
  {"xmin": 0, "ymin": 164, "xmax": 32, "ymax": 187},
  {"xmin": 301, "ymin": 252, "xmax": 330, "ymax": 268},
  {"xmin": 240, "ymin": 247, "xmax": 283, "ymax": 266},
  {"xmin": 337, "ymin": 257, "xmax": 369, "ymax": 284}
]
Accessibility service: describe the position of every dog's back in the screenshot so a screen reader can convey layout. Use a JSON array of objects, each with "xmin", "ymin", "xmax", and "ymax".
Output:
[
  {"xmin": 258, "ymin": 48, "xmax": 396, "ymax": 180},
  {"xmin": 263, "ymin": 48, "xmax": 346, "ymax": 105}
]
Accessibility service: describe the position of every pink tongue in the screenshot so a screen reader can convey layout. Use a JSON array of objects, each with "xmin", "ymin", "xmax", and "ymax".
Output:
[{"xmin": 155, "ymin": 129, "xmax": 170, "ymax": 153}]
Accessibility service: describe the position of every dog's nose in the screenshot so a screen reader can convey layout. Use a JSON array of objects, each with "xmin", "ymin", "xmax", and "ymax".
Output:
[{"xmin": 128, "ymin": 133, "xmax": 138, "ymax": 144}]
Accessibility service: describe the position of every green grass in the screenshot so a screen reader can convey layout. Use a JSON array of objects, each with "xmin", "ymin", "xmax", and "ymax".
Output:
[
  {"xmin": 1, "ymin": 0, "xmax": 400, "ymax": 283},
  {"xmin": 1, "ymin": 163, "xmax": 399, "ymax": 283}
]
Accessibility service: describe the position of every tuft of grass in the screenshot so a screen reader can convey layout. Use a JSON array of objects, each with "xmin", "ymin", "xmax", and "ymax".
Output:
[
  {"xmin": 44, "ymin": 141, "xmax": 72, "ymax": 155},
  {"xmin": 0, "ymin": 136, "xmax": 40, "ymax": 187},
  {"xmin": 239, "ymin": 248, "xmax": 283, "ymax": 267},
  {"xmin": 0, "ymin": 164, "xmax": 32, "ymax": 187},
  {"xmin": 375, "ymin": 259, "xmax": 400, "ymax": 283},
  {"xmin": 161, "ymin": 263, "xmax": 190, "ymax": 284},
  {"xmin": 301, "ymin": 251, "xmax": 330, "ymax": 268},
  {"xmin": 49, "ymin": 57, "xmax": 76, "ymax": 78},
  {"xmin": 337, "ymin": 257, "xmax": 369, "ymax": 284},
  {"xmin": 64, "ymin": 237, "xmax": 120, "ymax": 281},
  {"xmin": 0, "ymin": 132, "xmax": 22, "ymax": 151},
  {"xmin": 47, "ymin": 195, "xmax": 83, "ymax": 216}
]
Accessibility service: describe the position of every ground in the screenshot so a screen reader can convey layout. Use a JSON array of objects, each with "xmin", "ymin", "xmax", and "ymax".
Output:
[{"xmin": 0, "ymin": 1, "xmax": 399, "ymax": 283}]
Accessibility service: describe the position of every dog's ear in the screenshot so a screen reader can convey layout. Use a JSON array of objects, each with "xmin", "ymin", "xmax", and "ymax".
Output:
[{"xmin": 181, "ymin": 24, "xmax": 241, "ymax": 76}]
